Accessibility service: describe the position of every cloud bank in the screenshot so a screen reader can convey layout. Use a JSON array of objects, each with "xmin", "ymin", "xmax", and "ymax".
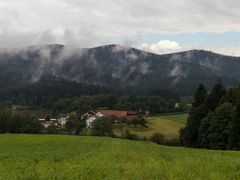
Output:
[{"xmin": 0, "ymin": 0, "xmax": 240, "ymax": 56}]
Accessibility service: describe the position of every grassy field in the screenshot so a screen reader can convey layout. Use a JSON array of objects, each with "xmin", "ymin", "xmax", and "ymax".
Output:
[
  {"xmin": 114, "ymin": 113, "xmax": 188, "ymax": 139},
  {"xmin": 0, "ymin": 134, "xmax": 239, "ymax": 179},
  {"xmin": 157, "ymin": 113, "xmax": 188, "ymax": 124}
]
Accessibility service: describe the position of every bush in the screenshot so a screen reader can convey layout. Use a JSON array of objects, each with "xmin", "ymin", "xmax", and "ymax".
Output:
[
  {"xmin": 65, "ymin": 112, "xmax": 86, "ymax": 135},
  {"xmin": 150, "ymin": 132, "xmax": 165, "ymax": 145},
  {"xmin": 46, "ymin": 124, "xmax": 59, "ymax": 134},
  {"xmin": 8, "ymin": 115, "xmax": 43, "ymax": 134},
  {"xmin": 122, "ymin": 129, "xmax": 139, "ymax": 140},
  {"xmin": 131, "ymin": 117, "xmax": 148, "ymax": 128},
  {"xmin": 91, "ymin": 117, "xmax": 114, "ymax": 137},
  {"xmin": 0, "ymin": 109, "xmax": 43, "ymax": 134}
]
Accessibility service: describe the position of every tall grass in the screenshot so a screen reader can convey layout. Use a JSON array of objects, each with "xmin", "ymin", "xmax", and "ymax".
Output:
[{"xmin": 0, "ymin": 134, "xmax": 239, "ymax": 179}]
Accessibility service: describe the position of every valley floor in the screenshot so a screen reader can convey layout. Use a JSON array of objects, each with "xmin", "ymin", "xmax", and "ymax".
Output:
[{"xmin": 0, "ymin": 134, "xmax": 239, "ymax": 179}]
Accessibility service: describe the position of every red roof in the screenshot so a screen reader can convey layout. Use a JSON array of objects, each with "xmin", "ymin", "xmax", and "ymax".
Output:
[
  {"xmin": 99, "ymin": 110, "xmax": 128, "ymax": 118},
  {"xmin": 127, "ymin": 111, "xmax": 138, "ymax": 115}
]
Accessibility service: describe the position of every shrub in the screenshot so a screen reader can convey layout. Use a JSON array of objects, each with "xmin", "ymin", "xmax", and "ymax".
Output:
[
  {"xmin": 131, "ymin": 117, "xmax": 148, "ymax": 128},
  {"xmin": 8, "ymin": 115, "xmax": 43, "ymax": 134},
  {"xmin": 65, "ymin": 112, "xmax": 86, "ymax": 135},
  {"xmin": 151, "ymin": 132, "xmax": 165, "ymax": 145},
  {"xmin": 122, "ymin": 129, "xmax": 139, "ymax": 140},
  {"xmin": 46, "ymin": 124, "xmax": 59, "ymax": 134},
  {"xmin": 91, "ymin": 117, "xmax": 114, "ymax": 137}
]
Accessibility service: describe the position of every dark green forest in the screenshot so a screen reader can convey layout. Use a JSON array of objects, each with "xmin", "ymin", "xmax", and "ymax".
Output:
[
  {"xmin": 52, "ymin": 95, "xmax": 180, "ymax": 116},
  {"xmin": 0, "ymin": 74, "xmax": 181, "ymax": 115},
  {"xmin": 180, "ymin": 81, "xmax": 240, "ymax": 150}
]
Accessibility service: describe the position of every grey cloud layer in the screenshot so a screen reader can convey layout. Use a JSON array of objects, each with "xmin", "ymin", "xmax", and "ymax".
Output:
[{"xmin": 0, "ymin": 0, "xmax": 240, "ymax": 48}]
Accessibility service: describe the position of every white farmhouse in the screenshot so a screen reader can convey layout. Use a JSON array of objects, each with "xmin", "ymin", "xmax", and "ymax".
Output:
[
  {"xmin": 82, "ymin": 110, "xmax": 104, "ymax": 127},
  {"xmin": 86, "ymin": 115, "xmax": 97, "ymax": 127}
]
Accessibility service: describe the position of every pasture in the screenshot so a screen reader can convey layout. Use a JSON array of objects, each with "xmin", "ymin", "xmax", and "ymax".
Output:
[
  {"xmin": 114, "ymin": 113, "xmax": 188, "ymax": 139},
  {"xmin": 0, "ymin": 134, "xmax": 239, "ymax": 179}
]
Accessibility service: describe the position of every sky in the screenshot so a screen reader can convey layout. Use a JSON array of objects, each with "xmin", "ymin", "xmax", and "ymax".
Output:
[{"xmin": 1, "ymin": 0, "xmax": 240, "ymax": 56}]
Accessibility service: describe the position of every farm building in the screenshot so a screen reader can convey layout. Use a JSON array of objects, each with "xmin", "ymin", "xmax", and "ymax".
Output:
[
  {"xmin": 38, "ymin": 115, "xmax": 69, "ymax": 128},
  {"xmin": 82, "ymin": 110, "xmax": 138, "ymax": 127},
  {"xmin": 58, "ymin": 115, "xmax": 69, "ymax": 127},
  {"xmin": 39, "ymin": 118, "xmax": 58, "ymax": 128},
  {"xmin": 81, "ymin": 110, "xmax": 104, "ymax": 127}
]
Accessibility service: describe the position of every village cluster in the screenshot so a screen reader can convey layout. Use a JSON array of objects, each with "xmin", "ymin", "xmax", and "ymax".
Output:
[{"xmin": 38, "ymin": 110, "xmax": 139, "ymax": 128}]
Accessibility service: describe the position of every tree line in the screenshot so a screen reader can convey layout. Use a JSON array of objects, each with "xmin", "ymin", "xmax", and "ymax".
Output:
[
  {"xmin": 52, "ymin": 95, "xmax": 183, "ymax": 116},
  {"xmin": 0, "ymin": 75, "xmax": 179, "ymax": 109},
  {"xmin": 0, "ymin": 110, "xmax": 42, "ymax": 134},
  {"xmin": 180, "ymin": 81, "xmax": 240, "ymax": 150}
]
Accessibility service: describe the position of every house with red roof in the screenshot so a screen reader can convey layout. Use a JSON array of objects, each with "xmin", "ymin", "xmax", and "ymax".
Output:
[{"xmin": 82, "ymin": 110, "xmax": 138, "ymax": 127}]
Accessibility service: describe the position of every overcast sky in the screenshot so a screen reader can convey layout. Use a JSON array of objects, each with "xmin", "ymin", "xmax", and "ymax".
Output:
[{"xmin": 1, "ymin": 0, "xmax": 240, "ymax": 56}]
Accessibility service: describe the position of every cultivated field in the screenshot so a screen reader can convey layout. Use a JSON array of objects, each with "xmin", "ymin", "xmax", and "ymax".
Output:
[
  {"xmin": 114, "ymin": 113, "xmax": 188, "ymax": 139},
  {"xmin": 0, "ymin": 134, "xmax": 239, "ymax": 179}
]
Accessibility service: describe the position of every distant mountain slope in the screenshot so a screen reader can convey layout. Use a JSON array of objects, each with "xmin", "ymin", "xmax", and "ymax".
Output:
[{"xmin": 0, "ymin": 44, "xmax": 240, "ymax": 97}]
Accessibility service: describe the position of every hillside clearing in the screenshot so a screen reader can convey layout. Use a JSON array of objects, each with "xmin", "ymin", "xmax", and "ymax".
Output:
[{"xmin": 0, "ymin": 134, "xmax": 239, "ymax": 179}]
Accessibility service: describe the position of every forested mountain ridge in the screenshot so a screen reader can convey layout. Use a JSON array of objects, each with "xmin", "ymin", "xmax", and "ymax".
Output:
[{"xmin": 0, "ymin": 44, "xmax": 240, "ymax": 100}]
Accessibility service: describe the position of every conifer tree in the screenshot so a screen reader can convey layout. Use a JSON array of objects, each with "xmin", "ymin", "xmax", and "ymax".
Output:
[
  {"xmin": 228, "ymin": 101, "xmax": 240, "ymax": 150},
  {"xmin": 179, "ymin": 84, "xmax": 208, "ymax": 147},
  {"xmin": 205, "ymin": 79, "xmax": 226, "ymax": 111},
  {"xmin": 193, "ymin": 84, "xmax": 208, "ymax": 107}
]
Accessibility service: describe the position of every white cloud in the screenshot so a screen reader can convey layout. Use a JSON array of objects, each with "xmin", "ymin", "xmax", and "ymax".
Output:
[
  {"xmin": 209, "ymin": 48, "xmax": 240, "ymax": 57},
  {"xmin": 139, "ymin": 40, "xmax": 182, "ymax": 54},
  {"xmin": 139, "ymin": 41, "xmax": 240, "ymax": 57}
]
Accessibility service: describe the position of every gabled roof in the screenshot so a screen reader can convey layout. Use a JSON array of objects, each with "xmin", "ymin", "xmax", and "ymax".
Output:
[
  {"xmin": 81, "ymin": 110, "xmax": 97, "ymax": 119},
  {"xmin": 86, "ymin": 114, "xmax": 98, "ymax": 120},
  {"xmin": 99, "ymin": 110, "xmax": 128, "ymax": 118},
  {"xmin": 85, "ymin": 110, "xmax": 96, "ymax": 115}
]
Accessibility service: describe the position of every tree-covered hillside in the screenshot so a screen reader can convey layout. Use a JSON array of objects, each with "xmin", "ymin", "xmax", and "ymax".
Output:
[{"xmin": 0, "ymin": 44, "xmax": 240, "ymax": 104}]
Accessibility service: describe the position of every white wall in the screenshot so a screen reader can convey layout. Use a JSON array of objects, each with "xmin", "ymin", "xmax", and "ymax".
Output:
[{"xmin": 86, "ymin": 116, "xmax": 97, "ymax": 127}]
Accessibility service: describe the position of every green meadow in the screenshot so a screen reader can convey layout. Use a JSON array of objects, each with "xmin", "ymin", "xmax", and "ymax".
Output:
[
  {"xmin": 114, "ymin": 113, "xmax": 188, "ymax": 139},
  {"xmin": 0, "ymin": 134, "xmax": 239, "ymax": 179},
  {"xmin": 157, "ymin": 113, "xmax": 188, "ymax": 124}
]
